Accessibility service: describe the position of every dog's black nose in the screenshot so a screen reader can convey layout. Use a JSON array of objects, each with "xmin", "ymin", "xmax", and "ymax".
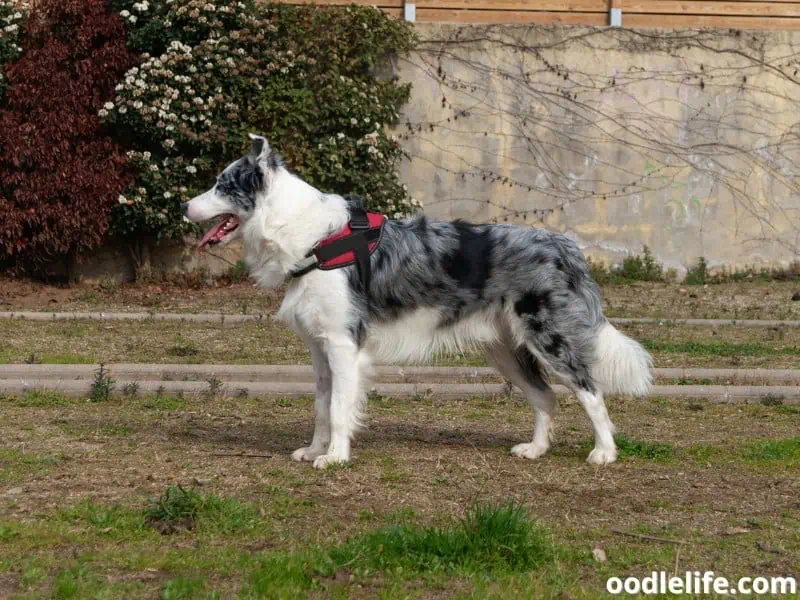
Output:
[{"xmin": 180, "ymin": 203, "xmax": 189, "ymax": 215}]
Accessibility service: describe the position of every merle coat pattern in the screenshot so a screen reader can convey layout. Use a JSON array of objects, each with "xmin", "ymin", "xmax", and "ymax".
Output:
[{"xmin": 184, "ymin": 135, "xmax": 653, "ymax": 469}]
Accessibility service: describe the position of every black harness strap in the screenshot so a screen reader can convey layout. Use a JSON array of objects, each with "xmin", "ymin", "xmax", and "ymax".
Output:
[{"xmin": 319, "ymin": 206, "xmax": 372, "ymax": 293}]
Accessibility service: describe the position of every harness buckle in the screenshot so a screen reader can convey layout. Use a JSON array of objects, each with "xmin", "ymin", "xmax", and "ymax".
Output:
[{"xmin": 348, "ymin": 207, "xmax": 370, "ymax": 230}]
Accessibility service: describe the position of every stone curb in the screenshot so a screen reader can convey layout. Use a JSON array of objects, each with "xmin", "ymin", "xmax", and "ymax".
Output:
[
  {"xmin": 2, "ymin": 364, "xmax": 800, "ymax": 385},
  {"xmin": 1, "ymin": 378, "xmax": 798, "ymax": 404},
  {"xmin": 3, "ymin": 311, "xmax": 800, "ymax": 328}
]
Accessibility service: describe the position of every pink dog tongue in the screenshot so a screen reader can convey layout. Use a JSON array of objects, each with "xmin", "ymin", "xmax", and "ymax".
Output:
[{"xmin": 197, "ymin": 219, "xmax": 229, "ymax": 250}]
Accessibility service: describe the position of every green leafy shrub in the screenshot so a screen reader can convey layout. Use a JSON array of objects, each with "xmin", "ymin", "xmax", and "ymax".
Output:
[
  {"xmin": 89, "ymin": 363, "xmax": 115, "ymax": 402},
  {"xmin": 0, "ymin": 1, "xmax": 26, "ymax": 99},
  {"xmin": 227, "ymin": 258, "xmax": 247, "ymax": 283},
  {"xmin": 685, "ymin": 256, "xmax": 708, "ymax": 285},
  {"xmin": 104, "ymin": 0, "xmax": 416, "ymax": 277},
  {"xmin": 619, "ymin": 246, "xmax": 663, "ymax": 282},
  {"xmin": 587, "ymin": 247, "xmax": 664, "ymax": 284}
]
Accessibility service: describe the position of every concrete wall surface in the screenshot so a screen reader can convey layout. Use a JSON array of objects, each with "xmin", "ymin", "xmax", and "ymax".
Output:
[{"xmin": 396, "ymin": 24, "xmax": 800, "ymax": 274}]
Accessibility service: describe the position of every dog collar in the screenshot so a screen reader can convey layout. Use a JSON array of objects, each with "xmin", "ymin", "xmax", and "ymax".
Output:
[{"xmin": 289, "ymin": 207, "xmax": 386, "ymax": 292}]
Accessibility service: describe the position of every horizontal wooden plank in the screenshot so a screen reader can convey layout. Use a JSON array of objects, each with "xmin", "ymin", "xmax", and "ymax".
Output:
[
  {"xmin": 266, "ymin": 0, "xmax": 800, "ymax": 30},
  {"xmin": 415, "ymin": 0, "xmax": 607, "ymax": 11},
  {"xmin": 624, "ymin": 13, "xmax": 800, "ymax": 29},
  {"xmin": 621, "ymin": 1, "xmax": 800, "ymax": 17},
  {"xmin": 268, "ymin": 0, "xmax": 404, "ymax": 7},
  {"xmin": 414, "ymin": 8, "xmax": 608, "ymax": 24}
]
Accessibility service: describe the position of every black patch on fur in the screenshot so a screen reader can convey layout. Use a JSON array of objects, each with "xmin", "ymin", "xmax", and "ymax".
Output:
[
  {"xmin": 544, "ymin": 333, "xmax": 564, "ymax": 357},
  {"xmin": 216, "ymin": 157, "xmax": 265, "ymax": 211},
  {"xmin": 566, "ymin": 272, "xmax": 579, "ymax": 292},
  {"xmin": 514, "ymin": 291, "xmax": 551, "ymax": 318},
  {"xmin": 349, "ymin": 319, "xmax": 367, "ymax": 347},
  {"xmin": 267, "ymin": 152, "xmax": 284, "ymax": 169},
  {"xmin": 440, "ymin": 221, "xmax": 492, "ymax": 296},
  {"xmin": 571, "ymin": 365, "xmax": 595, "ymax": 393},
  {"xmin": 513, "ymin": 347, "xmax": 549, "ymax": 389},
  {"xmin": 385, "ymin": 294, "xmax": 404, "ymax": 312}
]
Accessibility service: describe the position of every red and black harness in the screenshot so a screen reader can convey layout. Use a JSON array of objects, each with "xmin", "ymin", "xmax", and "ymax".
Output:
[{"xmin": 289, "ymin": 206, "xmax": 386, "ymax": 292}]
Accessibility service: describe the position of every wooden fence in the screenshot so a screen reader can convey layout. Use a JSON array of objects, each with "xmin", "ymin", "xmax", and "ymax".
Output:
[{"xmin": 285, "ymin": 0, "xmax": 800, "ymax": 29}]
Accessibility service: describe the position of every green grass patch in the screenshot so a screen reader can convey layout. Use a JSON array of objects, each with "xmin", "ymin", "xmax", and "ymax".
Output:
[
  {"xmin": 0, "ymin": 522, "xmax": 20, "ymax": 542},
  {"xmin": 745, "ymin": 437, "xmax": 800, "ymax": 466},
  {"xmin": 160, "ymin": 575, "xmax": 214, "ymax": 600},
  {"xmin": 146, "ymin": 485, "xmax": 261, "ymax": 536},
  {"xmin": 380, "ymin": 470, "xmax": 411, "ymax": 484},
  {"xmin": 641, "ymin": 340, "xmax": 800, "ymax": 357},
  {"xmin": 139, "ymin": 394, "xmax": 188, "ymax": 411},
  {"xmin": 58, "ymin": 500, "xmax": 149, "ymax": 541},
  {"xmin": 686, "ymin": 444, "xmax": 719, "ymax": 464},
  {"xmin": 38, "ymin": 354, "xmax": 95, "ymax": 365},
  {"xmin": 330, "ymin": 502, "xmax": 553, "ymax": 576},
  {"xmin": 0, "ymin": 448, "xmax": 66, "ymax": 483},
  {"xmin": 0, "ymin": 390, "xmax": 76, "ymax": 408},
  {"xmin": 243, "ymin": 502, "xmax": 554, "ymax": 598},
  {"xmin": 614, "ymin": 435, "xmax": 676, "ymax": 462}
]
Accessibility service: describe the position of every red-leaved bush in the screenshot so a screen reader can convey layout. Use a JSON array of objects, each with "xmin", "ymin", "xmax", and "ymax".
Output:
[{"xmin": 0, "ymin": 0, "xmax": 136, "ymax": 274}]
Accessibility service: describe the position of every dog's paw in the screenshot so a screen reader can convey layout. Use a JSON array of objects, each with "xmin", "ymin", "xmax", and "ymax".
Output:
[
  {"xmin": 510, "ymin": 442, "xmax": 549, "ymax": 460},
  {"xmin": 291, "ymin": 446, "xmax": 326, "ymax": 463},
  {"xmin": 312, "ymin": 454, "xmax": 347, "ymax": 470},
  {"xmin": 587, "ymin": 446, "xmax": 617, "ymax": 465}
]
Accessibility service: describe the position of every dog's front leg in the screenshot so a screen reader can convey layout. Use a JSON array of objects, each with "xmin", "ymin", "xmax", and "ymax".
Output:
[
  {"xmin": 311, "ymin": 337, "xmax": 362, "ymax": 470},
  {"xmin": 291, "ymin": 340, "xmax": 331, "ymax": 463}
]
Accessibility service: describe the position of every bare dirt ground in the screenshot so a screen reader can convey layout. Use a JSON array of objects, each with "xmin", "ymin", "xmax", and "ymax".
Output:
[
  {"xmin": 3, "ymin": 277, "xmax": 800, "ymax": 321},
  {"xmin": 1, "ymin": 277, "xmax": 799, "ymax": 597},
  {"xmin": 1, "ymin": 391, "xmax": 798, "ymax": 598}
]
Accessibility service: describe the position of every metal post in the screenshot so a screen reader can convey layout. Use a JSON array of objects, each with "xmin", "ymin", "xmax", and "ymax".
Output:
[
  {"xmin": 609, "ymin": 0, "xmax": 622, "ymax": 27},
  {"xmin": 404, "ymin": 1, "xmax": 416, "ymax": 22}
]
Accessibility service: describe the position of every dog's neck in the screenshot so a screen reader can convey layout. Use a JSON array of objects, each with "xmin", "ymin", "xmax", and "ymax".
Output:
[{"xmin": 242, "ymin": 168, "xmax": 350, "ymax": 289}]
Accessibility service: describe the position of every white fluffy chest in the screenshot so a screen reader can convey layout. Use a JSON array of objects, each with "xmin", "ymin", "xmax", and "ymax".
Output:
[{"xmin": 366, "ymin": 307, "xmax": 500, "ymax": 364}]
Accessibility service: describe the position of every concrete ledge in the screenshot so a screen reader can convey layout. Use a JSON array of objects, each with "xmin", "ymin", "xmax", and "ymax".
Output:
[
  {"xmin": 0, "ymin": 311, "xmax": 266, "ymax": 326},
  {"xmin": 611, "ymin": 318, "xmax": 800, "ymax": 328},
  {"xmin": 1, "ymin": 378, "xmax": 798, "ymax": 404},
  {"xmin": 3, "ymin": 311, "xmax": 800, "ymax": 328},
  {"xmin": 2, "ymin": 364, "xmax": 799, "ymax": 385}
]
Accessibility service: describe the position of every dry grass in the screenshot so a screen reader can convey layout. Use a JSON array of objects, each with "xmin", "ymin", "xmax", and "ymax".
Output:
[
  {"xmin": 0, "ymin": 391, "xmax": 798, "ymax": 598},
  {"xmin": 3, "ymin": 318, "xmax": 800, "ymax": 369},
  {"xmin": 3, "ymin": 278, "xmax": 800, "ymax": 321}
]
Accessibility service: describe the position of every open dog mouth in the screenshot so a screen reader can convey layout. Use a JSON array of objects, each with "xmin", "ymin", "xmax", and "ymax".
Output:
[{"xmin": 197, "ymin": 214, "xmax": 240, "ymax": 250}]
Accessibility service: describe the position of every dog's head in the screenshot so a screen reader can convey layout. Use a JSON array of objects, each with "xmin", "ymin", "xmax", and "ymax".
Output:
[{"xmin": 183, "ymin": 134, "xmax": 282, "ymax": 251}]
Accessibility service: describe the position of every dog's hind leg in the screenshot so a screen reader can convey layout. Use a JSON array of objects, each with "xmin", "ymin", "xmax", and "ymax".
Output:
[
  {"xmin": 574, "ymin": 387, "xmax": 616, "ymax": 465},
  {"xmin": 486, "ymin": 344, "xmax": 557, "ymax": 460},
  {"xmin": 524, "ymin": 336, "xmax": 617, "ymax": 465},
  {"xmin": 292, "ymin": 339, "xmax": 332, "ymax": 463},
  {"xmin": 311, "ymin": 337, "xmax": 364, "ymax": 470}
]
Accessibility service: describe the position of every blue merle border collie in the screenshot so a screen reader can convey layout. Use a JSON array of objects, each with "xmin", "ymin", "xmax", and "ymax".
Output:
[{"xmin": 184, "ymin": 134, "xmax": 653, "ymax": 469}]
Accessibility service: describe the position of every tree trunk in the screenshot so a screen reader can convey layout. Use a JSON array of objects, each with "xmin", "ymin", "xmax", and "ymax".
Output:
[{"xmin": 126, "ymin": 236, "xmax": 153, "ymax": 282}]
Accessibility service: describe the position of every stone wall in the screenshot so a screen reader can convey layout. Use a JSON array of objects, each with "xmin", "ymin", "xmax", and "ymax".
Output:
[{"xmin": 396, "ymin": 24, "xmax": 800, "ymax": 275}]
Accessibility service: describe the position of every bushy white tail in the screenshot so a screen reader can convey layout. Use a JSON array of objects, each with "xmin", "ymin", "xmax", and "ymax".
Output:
[{"xmin": 591, "ymin": 321, "xmax": 653, "ymax": 396}]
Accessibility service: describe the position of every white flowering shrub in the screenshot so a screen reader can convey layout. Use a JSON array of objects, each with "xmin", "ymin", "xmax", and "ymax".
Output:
[
  {"xmin": 0, "ymin": 1, "xmax": 28, "ymax": 98},
  {"xmin": 104, "ymin": 0, "xmax": 416, "ymax": 243}
]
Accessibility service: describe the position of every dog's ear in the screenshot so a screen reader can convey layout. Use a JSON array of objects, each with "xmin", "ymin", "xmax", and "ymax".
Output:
[{"xmin": 247, "ymin": 133, "xmax": 270, "ymax": 163}]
